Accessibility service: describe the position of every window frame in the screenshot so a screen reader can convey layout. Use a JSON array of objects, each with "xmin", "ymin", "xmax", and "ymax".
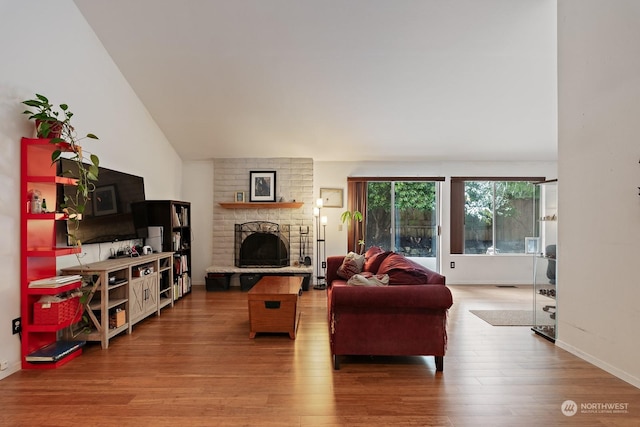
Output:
[
  {"xmin": 450, "ymin": 176, "xmax": 544, "ymax": 255},
  {"xmin": 347, "ymin": 176, "xmax": 445, "ymax": 253}
]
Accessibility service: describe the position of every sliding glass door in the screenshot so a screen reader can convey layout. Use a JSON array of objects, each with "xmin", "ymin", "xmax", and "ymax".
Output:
[{"xmin": 365, "ymin": 181, "xmax": 440, "ymax": 271}]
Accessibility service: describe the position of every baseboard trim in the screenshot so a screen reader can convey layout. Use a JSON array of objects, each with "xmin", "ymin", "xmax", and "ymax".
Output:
[
  {"xmin": 555, "ymin": 339, "xmax": 640, "ymax": 389},
  {"xmin": 0, "ymin": 361, "xmax": 21, "ymax": 381}
]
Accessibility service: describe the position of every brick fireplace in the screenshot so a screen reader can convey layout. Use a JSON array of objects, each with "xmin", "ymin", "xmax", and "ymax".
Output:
[{"xmin": 212, "ymin": 158, "xmax": 314, "ymax": 268}]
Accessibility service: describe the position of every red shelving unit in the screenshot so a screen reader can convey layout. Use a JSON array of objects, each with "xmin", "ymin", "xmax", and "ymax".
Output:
[{"xmin": 20, "ymin": 137, "xmax": 84, "ymax": 369}]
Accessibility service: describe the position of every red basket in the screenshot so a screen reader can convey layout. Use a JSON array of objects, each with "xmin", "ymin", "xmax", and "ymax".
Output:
[{"xmin": 33, "ymin": 296, "xmax": 81, "ymax": 325}]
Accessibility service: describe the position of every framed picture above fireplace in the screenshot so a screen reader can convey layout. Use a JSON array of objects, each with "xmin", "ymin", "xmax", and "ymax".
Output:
[{"xmin": 249, "ymin": 171, "xmax": 277, "ymax": 202}]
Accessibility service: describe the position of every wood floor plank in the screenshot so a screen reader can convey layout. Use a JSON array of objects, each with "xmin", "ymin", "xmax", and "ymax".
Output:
[{"xmin": 1, "ymin": 285, "xmax": 638, "ymax": 426}]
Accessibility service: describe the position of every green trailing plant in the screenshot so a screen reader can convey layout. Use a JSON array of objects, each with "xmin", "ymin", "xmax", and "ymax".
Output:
[
  {"xmin": 69, "ymin": 278, "xmax": 98, "ymax": 338},
  {"xmin": 22, "ymin": 93, "xmax": 100, "ymax": 246},
  {"xmin": 340, "ymin": 210, "xmax": 364, "ymax": 254}
]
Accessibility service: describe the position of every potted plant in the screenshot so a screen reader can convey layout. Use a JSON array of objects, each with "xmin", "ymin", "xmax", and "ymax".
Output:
[
  {"xmin": 22, "ymin": 93, "xmax": 100, "ymax": 246},
  {"xmin": 23, "ymin": 94, "xmax": 102, "ymax": 339},
  {"xmin": 340, "ymin": 210, "xmax": 364, "ymax": 254}
]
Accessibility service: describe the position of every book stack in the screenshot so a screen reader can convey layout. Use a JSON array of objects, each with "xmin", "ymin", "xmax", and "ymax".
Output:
[
  {"xmin": 28, "ymin": 275, "xmax": 82, "ymax": 289},
  {"xmin": 25, "ymin": 340, "xmax": 86, "ymax": 363},
  {"xmin": 172, "ymin": 204, "xmax": 189, "ymax": 227},
  {"xmin": 172, "ymin": 232, "xmax": 181, "ymax": 251}
]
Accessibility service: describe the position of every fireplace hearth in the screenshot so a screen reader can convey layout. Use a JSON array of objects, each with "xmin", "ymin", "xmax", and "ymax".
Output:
[{"xmin": 235, "ymin": 221, "xmax": 290, "ymax": 267}]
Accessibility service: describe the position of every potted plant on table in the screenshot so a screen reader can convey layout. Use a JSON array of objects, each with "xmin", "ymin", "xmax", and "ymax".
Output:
[{"xmin": 22, "ymin": 93, "xmax": 100, "ymax": 246}]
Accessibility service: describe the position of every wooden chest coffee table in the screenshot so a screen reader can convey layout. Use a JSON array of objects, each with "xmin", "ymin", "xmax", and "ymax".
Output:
[{"xmin": 247, "ymin": 276, "xmax": 303, "ymax": 339}]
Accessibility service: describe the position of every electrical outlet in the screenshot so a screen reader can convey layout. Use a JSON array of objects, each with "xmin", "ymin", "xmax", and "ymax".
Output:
[
  {"xmin": 0, "ymin": 360, "xmax": 8, "ymax": 371},
  {"xmin": 12, "ymin": 317, "xmax": 21, "ymax": 335},
  {"xmin": 450, "ymin": 261, "xmax": 455, "ymax": 269}
]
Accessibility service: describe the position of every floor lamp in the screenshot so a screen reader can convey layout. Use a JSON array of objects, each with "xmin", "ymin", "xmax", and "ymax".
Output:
[{"xmin": 314, "ymin": 198, "xmax": 327, "ymax": 290}]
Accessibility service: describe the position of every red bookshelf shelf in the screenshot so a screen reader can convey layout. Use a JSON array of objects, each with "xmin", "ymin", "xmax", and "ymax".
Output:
[
  {"xmin": 26, "ymin": 247, "xmax": 81, "ymax": 257},
  {"xmin": 23, "ymin": 348, "xmax": 83, "ymax": 370},
  {"xmin": 26, "ymin": 212, "xmax": 71, "ymax": 221},
  {"xmin": 25, "ymin": 176, "xmax": 77, "ymax": 185},
  {"xmin": 27, "ymin": 281, "xmax": 83, "ymax": 295}
]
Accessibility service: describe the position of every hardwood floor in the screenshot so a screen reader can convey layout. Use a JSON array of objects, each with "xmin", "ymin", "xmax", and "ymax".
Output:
[{"xmin": 1, "ymin": 285, "xmax": 638, "ymax": 426}]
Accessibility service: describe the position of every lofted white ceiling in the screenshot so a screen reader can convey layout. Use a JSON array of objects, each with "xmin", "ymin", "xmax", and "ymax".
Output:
[{"xmin": 73, "ymin": 0, "xmax": 557, "ymax": 162}]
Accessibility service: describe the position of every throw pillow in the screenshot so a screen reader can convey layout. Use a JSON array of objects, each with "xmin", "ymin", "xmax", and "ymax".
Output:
[
  {"xmin": 363, "ymin": 250, "xmax": 392, "ymax": 273},
  {"xmin": 347, "ymin": 272, "xmax": 389, "ymax": 287},
  {"xmin": 377, "ymin": 253, "xmax": 431, "ymax": 285},
  {"xmin": 364, "ymin": 246, "xmax": 384, "ymax": 259},
  {"xmin": 337, "ymin": 252, "xmax": 365, "ymax": 279}
]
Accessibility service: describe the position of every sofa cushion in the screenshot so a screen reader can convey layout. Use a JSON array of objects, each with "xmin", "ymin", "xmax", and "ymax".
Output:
[
  {"xmin": 346, "ymin": 272, "xmax": 389, "ymax": 287},
  {"xmin": 364, "ymin": 246, "xmax": 384, "ymax": 259},
  {"xmin": 337, "ymin": 252, "xmax": 365, "ymax": 279},
  {"xmin": 377, "ymin": 253, "xmax": 432, "ymax": 285},
  {"xmin": 363, "ymin": 250, "xmax": 392, "ymax": 273}
]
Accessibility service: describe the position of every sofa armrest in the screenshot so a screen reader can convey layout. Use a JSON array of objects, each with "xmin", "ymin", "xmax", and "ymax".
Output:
[
  {"xmin": 426, "ymin": 271, "xmax": 446, "ymax": 285},
  {"xmin": 326, "ymin": 255, "xmax": 346, "ymax": 287},
  {"xmin": 331, "ymin": 283, "xmax": 453, "ymax": 310}
]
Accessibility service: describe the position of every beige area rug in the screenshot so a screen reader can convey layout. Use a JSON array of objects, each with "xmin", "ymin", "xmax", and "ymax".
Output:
[{"xmin": 470, "ymin": 309, "xmax": 555, "ymax": 326}]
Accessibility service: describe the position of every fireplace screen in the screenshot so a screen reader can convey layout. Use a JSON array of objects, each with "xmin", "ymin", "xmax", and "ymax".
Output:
[{"xmin": 235, "ymin": 221, "xmax": 290, "ymax": 267}]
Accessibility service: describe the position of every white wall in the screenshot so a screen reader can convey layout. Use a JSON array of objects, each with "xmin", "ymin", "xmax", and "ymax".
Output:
[
  {"xmin": 557, "ymin": 0, "xmax": 640, "ymax": 387},
  {"xmin": 315, "ymin": 160, "xmax": 557, "ymax": 284},
  {"xmin": 183, "ymin": 160, "xmax": 214, "ymax": 286},
  {"xmin": 0, "ymin": 1, "xmax": 182, "ymax": 380}
]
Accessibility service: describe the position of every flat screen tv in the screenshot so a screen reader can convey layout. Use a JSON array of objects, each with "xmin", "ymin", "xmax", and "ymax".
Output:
[{"xmin": 57, "ymin": 158, "xmax": 146, "ymax": 245}]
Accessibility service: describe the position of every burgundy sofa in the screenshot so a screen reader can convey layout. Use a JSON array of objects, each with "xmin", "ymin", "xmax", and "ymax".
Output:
[{"xmin": 326, "ymin": 247, "xmax": 453, "ymax": 371}]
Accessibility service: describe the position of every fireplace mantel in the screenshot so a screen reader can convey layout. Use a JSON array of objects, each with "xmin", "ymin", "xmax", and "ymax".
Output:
[{"xmin": 219, "ymin": 202, "xmax": 304, "ymax": 209}]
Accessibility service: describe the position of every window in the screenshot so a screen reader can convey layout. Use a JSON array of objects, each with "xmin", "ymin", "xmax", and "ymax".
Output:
[
  {"xmin": 365, "ymin": 181, "xmax": 438, "ymax": 257},
  {"xmin": 347, "ymin": 177, "xmax": 443, "ymax": 270},
  {"xmin": 450, "ymin": 177, "xmax": 543, "ymax": 255}
]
